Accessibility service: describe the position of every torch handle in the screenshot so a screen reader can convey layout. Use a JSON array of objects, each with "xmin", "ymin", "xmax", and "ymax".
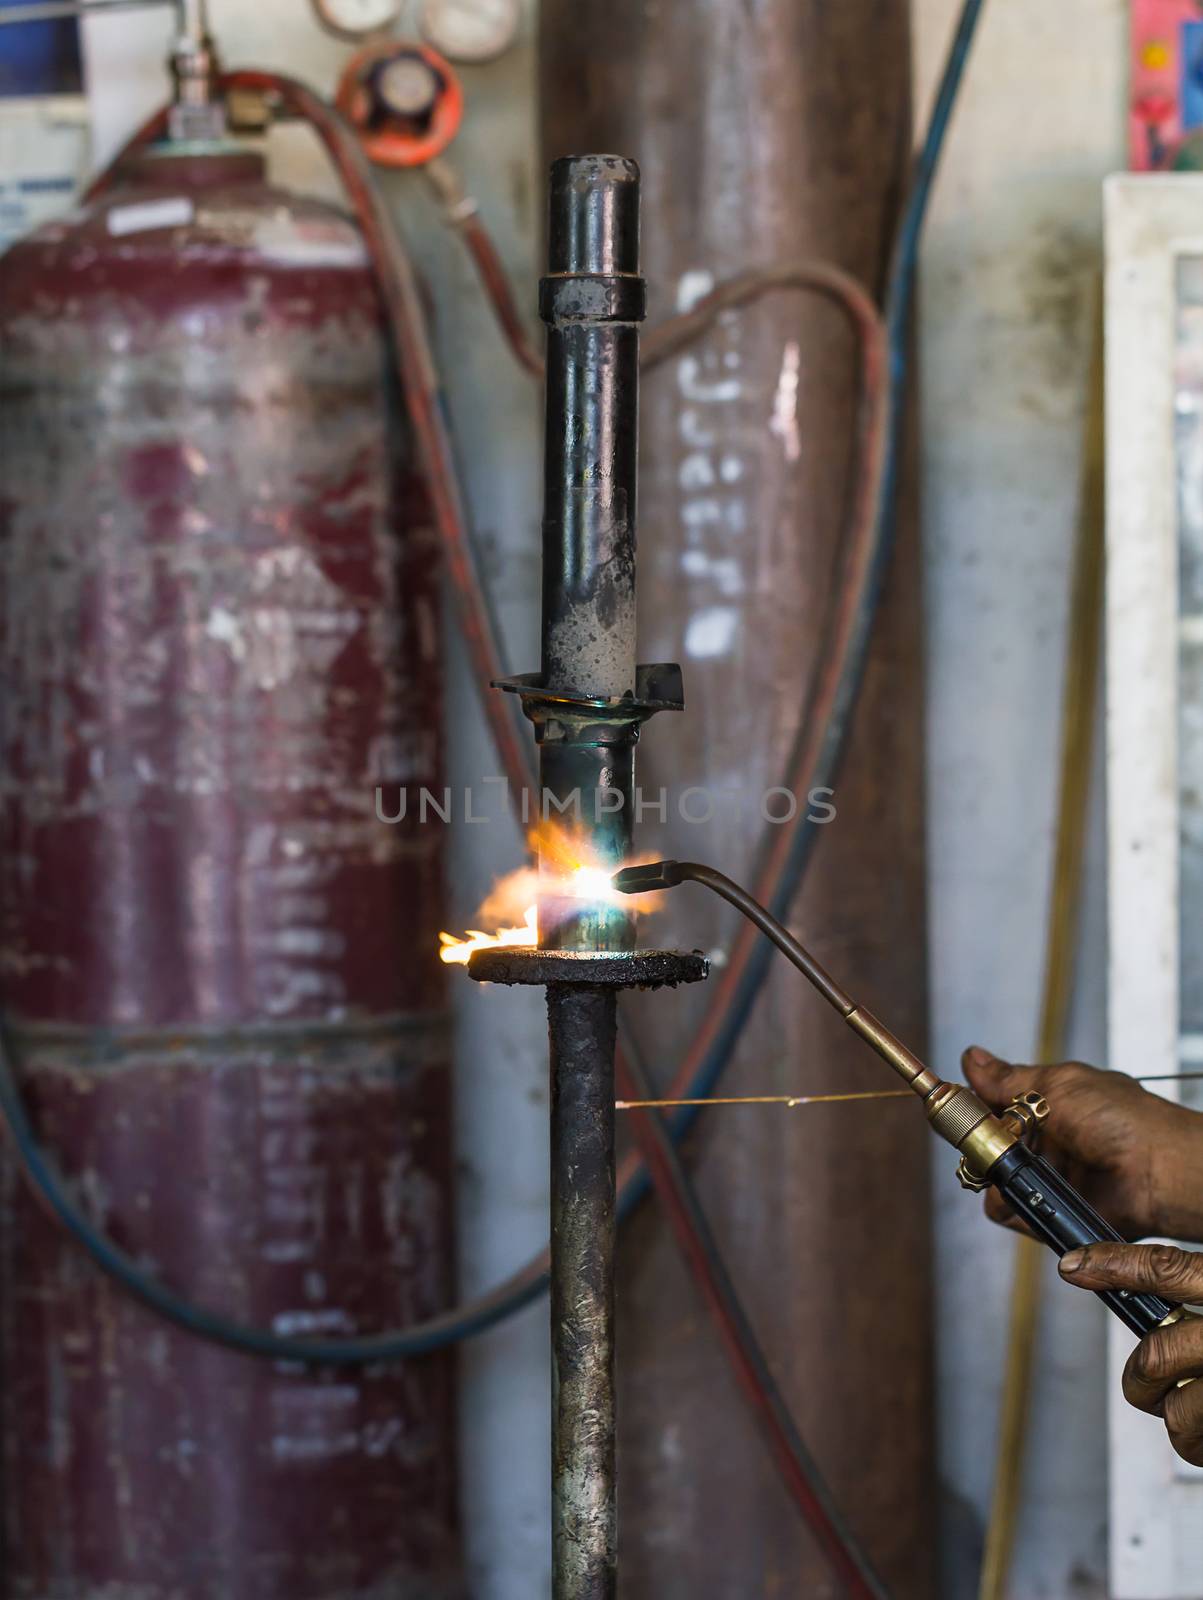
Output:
[{"xmin": 988, "ymin": 1144, "xmax": 1179, "ymax": 1336}]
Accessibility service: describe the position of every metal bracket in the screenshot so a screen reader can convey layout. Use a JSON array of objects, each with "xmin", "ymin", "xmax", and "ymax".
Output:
[
  {"xmin": 492, "ymin": 663, "xmax": 685, "ymax": 746},
  {"xmin": 492, "ymin": 662, "xmax": 684, "ymax": 713}
]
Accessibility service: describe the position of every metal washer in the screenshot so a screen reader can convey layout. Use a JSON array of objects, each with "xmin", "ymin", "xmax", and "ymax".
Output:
[{"xmin": 467, "ymin": 948, "xmax": 709, "ymax": 990}]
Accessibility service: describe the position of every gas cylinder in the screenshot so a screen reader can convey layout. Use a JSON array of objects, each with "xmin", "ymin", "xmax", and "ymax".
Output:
[{"xmin": 0, "ymin": 145, "xmax": 459, "ymax": 1598}]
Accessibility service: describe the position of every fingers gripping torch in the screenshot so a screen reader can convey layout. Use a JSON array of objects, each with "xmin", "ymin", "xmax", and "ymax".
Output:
[{"xmin": 613, "ymin": 860, "xmax": 1195, "ymax": 1343}]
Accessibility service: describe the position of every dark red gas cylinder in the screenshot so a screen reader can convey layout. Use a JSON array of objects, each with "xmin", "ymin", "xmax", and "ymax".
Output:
[{"xmin": 0, "ymin": 146, "xmax": 459, "ymax": 1598}]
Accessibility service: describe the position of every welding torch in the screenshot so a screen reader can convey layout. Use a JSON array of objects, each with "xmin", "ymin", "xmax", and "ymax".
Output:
[{"xmin": 613, "ymin": 859, "xmax": 1197, "ymax": 1343}]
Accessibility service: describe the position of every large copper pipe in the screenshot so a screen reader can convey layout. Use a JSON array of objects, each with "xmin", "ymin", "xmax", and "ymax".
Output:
[{"xmin": 540, "ymin": 5, "xmax": 935, "ymax": 1594}]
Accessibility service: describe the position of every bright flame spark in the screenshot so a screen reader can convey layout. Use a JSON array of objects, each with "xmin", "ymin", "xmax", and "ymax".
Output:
[
  {"xmin": 563, "ymin": 864, "xmax": 620, "ymax": 904},
  {"xmin": 438, "ymin": 828, "xmax": 657, "ymax": 964},
  {"xmin": 439, "ymin": 905, "xmax": 538, "ymax": 965}
]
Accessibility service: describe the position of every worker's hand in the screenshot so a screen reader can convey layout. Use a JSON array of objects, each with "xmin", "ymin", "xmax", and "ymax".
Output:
[
  {"xmin": 963, "ymin": 1047, "xmax": 1203, "ymax": 1244},
  {"xmin": 1059, "ymin": 1242, "xmax": 1203, "ymax": 1466}
]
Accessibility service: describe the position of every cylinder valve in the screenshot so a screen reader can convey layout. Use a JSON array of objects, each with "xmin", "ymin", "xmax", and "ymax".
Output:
[{"xmin": 336, "ymin": 40, "xmax": 464, "ymax": 167}]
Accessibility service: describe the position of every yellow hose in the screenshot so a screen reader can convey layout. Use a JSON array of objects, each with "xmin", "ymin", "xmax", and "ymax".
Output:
[{"xmin": 977, "ymin": 282, "xmax": 1106, "ymax": 1600}]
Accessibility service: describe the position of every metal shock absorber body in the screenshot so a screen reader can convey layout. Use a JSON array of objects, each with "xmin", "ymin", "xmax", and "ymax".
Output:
[{"xmin": 466, "ymin": 159, "xmax": 706, "ymax": 1600}]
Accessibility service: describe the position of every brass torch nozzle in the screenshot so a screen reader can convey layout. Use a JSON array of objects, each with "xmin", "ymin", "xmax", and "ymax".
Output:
[{"xmin": 843, "ymin": 1011, "xmax": 1021, "ymax": 1182}]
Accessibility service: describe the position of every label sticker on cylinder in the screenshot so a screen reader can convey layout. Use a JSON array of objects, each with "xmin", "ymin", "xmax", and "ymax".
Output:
[{"xmin": 106, "ymin": 196, "xmax": 195, "ymax": 237}]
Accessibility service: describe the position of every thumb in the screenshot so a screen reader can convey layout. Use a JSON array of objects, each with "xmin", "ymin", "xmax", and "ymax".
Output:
[{"xmin": 962, "ymin": 1045, "xmax": 1026, "ymax": 1109}]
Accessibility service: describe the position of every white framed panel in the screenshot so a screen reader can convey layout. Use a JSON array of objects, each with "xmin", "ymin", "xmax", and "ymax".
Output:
[{"xmin": 1106, "ymin": 174, "xmax": 1203, "ymax": 1600}]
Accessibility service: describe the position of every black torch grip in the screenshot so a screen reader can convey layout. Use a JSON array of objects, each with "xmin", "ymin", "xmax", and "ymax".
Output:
[{"xmin": 990, "ymin": 1144, "xmax": 1178, "ymax": 1336}]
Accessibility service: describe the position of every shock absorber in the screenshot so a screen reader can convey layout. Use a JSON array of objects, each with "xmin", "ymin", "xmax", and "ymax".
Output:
[{"xmin": 614, "ymin": 859, "xmax": 1195, "ymax": 1342}]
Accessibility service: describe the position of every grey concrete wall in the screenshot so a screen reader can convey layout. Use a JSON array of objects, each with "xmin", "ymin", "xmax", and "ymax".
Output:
[{"xmin": 915, "ymin": 2, "xmax": 1126, "ymax": 1595}]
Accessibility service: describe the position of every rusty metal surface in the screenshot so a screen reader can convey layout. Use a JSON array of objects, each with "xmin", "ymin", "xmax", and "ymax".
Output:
[
  {"xmin": 2, "ymin": 1025, "xmax": 457, "ymax": 1599},
  {"xmin": 530, "ymin": 155, "xmax": 649, "ymax": 958},
  {"xmin": 539, "ymin": 155, "xmax": 642, "ymax": 706},
  {"xmin": 547, "ymin": 982, "xmax": 618, "ymax": 1600},
  {"xmin": 0, "ymin": 149, "xmax": 459, "ymax": 1597},
  {"xmin": 528, "ymin": 158, "xmax": 689, "ymax": 1599},
  {"xmin": 511, "ymin": 158, "xmax": 712, "ymax": 1597},
  {"xmin": 540, "ymin": 6, "xmax": 936, "ymax": 1597},
  {"xmin": 469, "ymin": 948, "xmax": 707, "ymax": 989}
]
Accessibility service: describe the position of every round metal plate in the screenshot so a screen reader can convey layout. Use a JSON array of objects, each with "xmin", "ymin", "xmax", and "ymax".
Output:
[{"xmin": 467, "ymin": 948, "xmax": 709, "ymax": 989}]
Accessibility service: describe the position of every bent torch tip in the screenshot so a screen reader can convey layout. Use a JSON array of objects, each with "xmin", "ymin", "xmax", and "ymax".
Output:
[{"xmin": 611, "ymin": 860, "xmax": 683, "ymax": 895}]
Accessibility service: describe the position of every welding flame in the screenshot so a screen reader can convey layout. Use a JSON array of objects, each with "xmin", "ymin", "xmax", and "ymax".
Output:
[
  {"xmin": 439, "ymin": 905, "xmax": 539, "ymax": 965},
  {"xmin": 438, "ymin": 826, "xmax": 656, "ymax": 965}
]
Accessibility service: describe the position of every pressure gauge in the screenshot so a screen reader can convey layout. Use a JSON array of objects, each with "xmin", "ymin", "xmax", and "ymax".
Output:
[
  {"xmin": 377, "ymin": 53, "xmax": 441, "ymax": 118},
  {"xmin": 310, "ymin": 0, "xmax": 406, "ymax": 43},
  {"xmin": 419, "ymin": 0, "xmax": 520, "ymax": 64}
]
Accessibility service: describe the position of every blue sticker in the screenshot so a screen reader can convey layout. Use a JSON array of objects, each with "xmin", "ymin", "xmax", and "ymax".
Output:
[
  {"xmin": 0, "ymin": 0, "xmax": 82, "ymax": 101},
  {"xmin": 1183, "ymin": 20, "xmax": 1203, "ymax": 130}
]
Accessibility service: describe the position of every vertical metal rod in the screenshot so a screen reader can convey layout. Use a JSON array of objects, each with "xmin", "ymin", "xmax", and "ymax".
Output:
[
  {"xmin": 537, "ymin": 155, "xmax": 646, "ymax": 951},
  {"xmin": 548, "ymin": 982, "xmax": 617, "ymax": 1600},
  {"xmin": 540, "ymin": 155, "xmax": 643, "ymax": 701},
  {"xmin": 537, "ymin": 155, "xmax": 643, "ymax": 1596}
]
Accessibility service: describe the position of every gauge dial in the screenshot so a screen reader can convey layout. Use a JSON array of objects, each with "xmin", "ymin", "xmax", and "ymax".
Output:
[
  {"xmin": 311, "ymin": 0, "xmax": 405, "ymax": 42},
  {"xmin": 419, "ymin": 0, "xmax": 520, "ymax": 64},
  {"xmin": 377, "ymin": 54, "xmax": 441, "ymax": 118}
]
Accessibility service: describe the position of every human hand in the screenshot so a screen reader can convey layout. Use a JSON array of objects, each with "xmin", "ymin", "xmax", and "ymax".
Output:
[
  {"xmin": 1059, "ymin": 1242, "xmax": 1203, "ymax": 1467},
  {"xmin": 963, "ymin": 1047, "xmax": 1203, "ymax": 1244}
]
